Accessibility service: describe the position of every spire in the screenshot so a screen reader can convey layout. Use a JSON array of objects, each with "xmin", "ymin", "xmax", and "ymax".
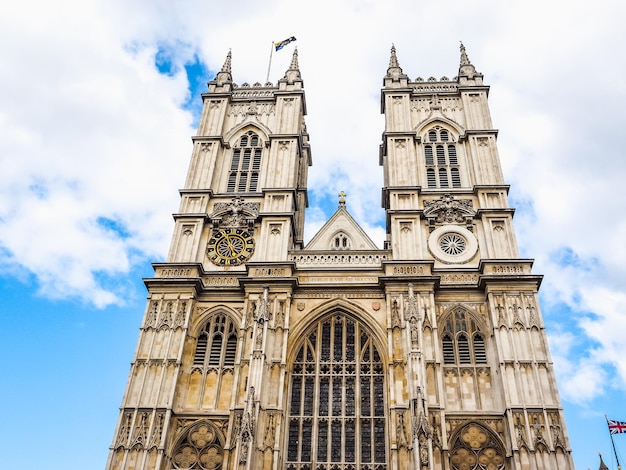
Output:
[
  {"xmin": 289, "ymin": 47, "xmax": 299, "ymax": 71},
  {"xmin": 385, "ymin": 44, "xmax": 404, "ymax": 79},
  {"xmin": 214, "ymin": 49, "xmax": 233, "ymax": 85},
  {"xmin": 282, "ymin": 48, "xmax": 301, "ymax": 83},
  {"xmin": 460, "ymin": 41, "xmax": 471, "ymax": 66},
  {"xmin": 389, "ymin": 44, "xmax": 400, "ymax": 69},
  {"xmin": 458, "ymin": 41, "xmax": 479, "ymax": 79}
]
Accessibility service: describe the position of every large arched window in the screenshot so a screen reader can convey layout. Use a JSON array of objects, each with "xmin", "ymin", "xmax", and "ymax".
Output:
[
  {"xmin": 441, "ymin": 308, "xmax": 487, "ymax": 365},
  {"xmin": 286, "ymin": 314, "xmax": 387, "ymax": 468},
  {"xmin": 424, "ymin": 126, "xmax": 462, "ymax": 189},
  {"xmin": 227, "ymin": 131, "xmax": 262, "ymax": 192}
]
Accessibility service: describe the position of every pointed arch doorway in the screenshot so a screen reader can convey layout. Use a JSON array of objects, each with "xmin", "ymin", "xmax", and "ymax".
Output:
[{"xmin": 286, "ymin": 313, "xmax": 387, "ymax": 469}]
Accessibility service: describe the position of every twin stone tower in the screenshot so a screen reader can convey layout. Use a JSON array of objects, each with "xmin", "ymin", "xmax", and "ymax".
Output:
[{"xmin": 106, "ymin": 45, "xmax": 575, "ymax": 470}]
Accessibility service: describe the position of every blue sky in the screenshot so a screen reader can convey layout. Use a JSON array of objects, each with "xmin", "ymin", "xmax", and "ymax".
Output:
[{"xmin": 1, "ymin": 1, "xmax": 626, "ymax": 469}]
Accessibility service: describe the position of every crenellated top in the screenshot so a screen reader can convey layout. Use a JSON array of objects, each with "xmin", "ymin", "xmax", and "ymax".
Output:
[
  {"xmin": 208, "ymin": 49, "xmax": 304, "ymax": 95},
  {"xmin": 382, "ymin": 43, "xmax": 485, "ymax": 96}
]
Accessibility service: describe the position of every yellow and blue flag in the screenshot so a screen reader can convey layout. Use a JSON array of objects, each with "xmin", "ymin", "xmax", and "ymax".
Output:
[{"xmin": 274, "ymin": 36, "xmax": 296, "ymax": 51}]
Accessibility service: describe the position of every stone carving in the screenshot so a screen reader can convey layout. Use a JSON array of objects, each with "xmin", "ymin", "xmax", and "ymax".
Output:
[
  {"xmin": 405, "ymin": 284, "xmax": 420, "ymax": 349},
  {"xmin": 391, "ymin": 298, "xmax": 401, "ymax": 328},
  {"xmin": 423, "ymin": 194, "xmax": 476, "ymax": 231},
  {"xmin": 210, "ymin": 196, "xmax": 259, "ymax": 230},
  {"xmin": 158, "ymin": 301, "xmax": 174, "ymax": 329},
  {"xmin": 130, "ymin": 412, "xmax": 149, "ymax": 448},
  {"xmin": 396, "ymin": 410, "xmax": 408, "ymax": 449},
  {"xmin": 275, "ymin": 300, "xmax": 285, "ymax": 328},
  {"xmin": 263, "ymin": 412, "xmax": 276, "ymax": 449},
  {"xmin": 495, "ymin": 299, "xmax": 507, "ymax": 327},
  {"xmin": 175, "ymin": 301, "xmax": 186, "ymax": 328},
  {"xmin": 549, "ymin": 412, "xmax": 563, "ymax": 448},
  {"xmin": 116, "ymin": 411, "xmax": 133, "ymax": 448},
  {"xmin": 530, "ymin": 414, "xmax": 547, "ymax": 447},
  {"xmin": 145, "ymin": 300, "xmax": 159, "ymax": 328},
  {"xmin": 514, "ymin": 413, "xmax": 527, "ymax": 447},
  {"xmin": 239, "ymin": 387, "xmax": 256, "ymax": 465},
  {"xmin": 150, "ymin": 412, "xmax": 164, "ymax": 449},
  {"xmin": 256, "ymin": 287, "xmax": 271, "ymax": 323}
]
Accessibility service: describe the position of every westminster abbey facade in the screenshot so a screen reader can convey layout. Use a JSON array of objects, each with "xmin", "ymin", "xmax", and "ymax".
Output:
[{"xmin": 106, "ymin": 45, "xmax": 575, "ymax": 470}]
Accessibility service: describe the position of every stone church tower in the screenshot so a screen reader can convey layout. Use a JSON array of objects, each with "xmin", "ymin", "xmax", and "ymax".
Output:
[{"xmin": 106, "ymin": 45, "xmax": 575, "ymax": 470}]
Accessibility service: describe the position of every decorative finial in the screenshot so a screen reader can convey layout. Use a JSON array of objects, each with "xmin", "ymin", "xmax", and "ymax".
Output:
[
  {"xmin": 338, "ymin": 191, "xmax": 347, "ymax": 206},
  {"xmin": 460, "ymin": 41, "xmax": 471, "ymax": 66}
]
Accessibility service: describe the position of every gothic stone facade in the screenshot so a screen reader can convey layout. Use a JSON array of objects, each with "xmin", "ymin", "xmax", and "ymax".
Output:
[{"xmin": 106, "ymin": 46, "xmax": 574, "ymax": 470}]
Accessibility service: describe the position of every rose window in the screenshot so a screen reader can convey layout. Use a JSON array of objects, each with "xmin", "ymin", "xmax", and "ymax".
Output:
[{"xmin": 439, "ymin": 233, "xmax": 467, "ymax": 255}]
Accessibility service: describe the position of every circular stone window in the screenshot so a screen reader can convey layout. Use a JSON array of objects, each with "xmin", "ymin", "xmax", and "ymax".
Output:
[{"xmin": 428, "ymin": 225, "xmax": 478, "ymax": 264}]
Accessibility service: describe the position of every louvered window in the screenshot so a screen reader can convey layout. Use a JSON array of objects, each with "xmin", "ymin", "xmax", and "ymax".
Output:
[
  {"xmin": 473, "ymin": 334, "xmax": 487, "ymax": 364},
  {"xmin": 443, "ymin": 334, "xmax": 455, "ymax": 364},
  {"xmin": 423, "ymin": 126, "xmax": 462, "ymax": 188},
  {"xmin": 441, "ymin": 308, "xmax": 488, "ymax": 366},
  {"xmin": 227, "ymin": 131, "xmax": 262, "ymax": 193},
  {"xmin": 193, "ymin": 314, "xmax": 238, "ymax": 369}
]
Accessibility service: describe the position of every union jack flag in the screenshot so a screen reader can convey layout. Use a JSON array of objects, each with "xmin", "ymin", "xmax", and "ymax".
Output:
[{"xmin": 608, "ymin": 419, "xmax": 626, "ymax": 434}]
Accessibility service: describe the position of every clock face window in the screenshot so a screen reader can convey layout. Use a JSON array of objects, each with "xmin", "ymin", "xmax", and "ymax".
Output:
[{"xmin": 207, "ymin": 228, "xmax": 254, "ymax": 266}]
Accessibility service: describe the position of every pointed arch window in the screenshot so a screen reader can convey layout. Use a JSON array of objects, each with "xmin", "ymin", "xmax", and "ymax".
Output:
[
  {"xmin": 287, "ymin": 314, "xmax": 387, "ymax": 468},
  {"xmin": 227, "ymin": 131, "xmax": 262, "ymax": 193},
  {"xmin": 424, "ymin": 126, "xmax": 462, "ymax": 189},
  {"xmin": 193, "ymin": 314, "xmax": 238, "ymax": 369},
  {"xmin": 331, "ymin": 232, "xmax": 352, "ymax": 250},
  {"xmin": 441, "ymin": 308, "xmax": 487, "ymax": 365}
]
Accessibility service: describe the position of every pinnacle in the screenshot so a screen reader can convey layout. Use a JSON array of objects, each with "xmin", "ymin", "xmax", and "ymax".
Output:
[
  {"xmin": 389, "ymin": 44, "xmax": 400, "ymax": 69},
  {"xmin": 459, "ymin": 41, "xmax": 471, "ymax": 66},
  {"xmin": 221, "ymin": 49, "xmax": 232, "ymax": 73},
  {"xmin": 289, "ymin": 48, "xmax": 299, "ymax": 71},
  {"xmin": 386, "ymin": 43, "xmax": 404, "ymax": 79}
]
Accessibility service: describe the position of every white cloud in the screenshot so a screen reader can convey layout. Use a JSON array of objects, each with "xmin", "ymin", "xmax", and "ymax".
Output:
[{"xmin": 2, "ymin": 0, "xmax": 626, "ymax": 413}]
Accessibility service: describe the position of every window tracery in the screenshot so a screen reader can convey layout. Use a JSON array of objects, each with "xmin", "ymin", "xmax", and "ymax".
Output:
[
  {"xmin": 331, "ymin": 232, "xmax": 352, "ymax": 250},
  {"xmin": 171, "ymin": 422, "xmax": 224, "ymax": 469},
  {"xmin": 287, "ymin": 314, "xmax": 387, "ymax": 469},
  {"xmin": 227, "ymin": 131, "xmax": 262, "ymax": 193},
  {"xmin": 441, "ymin": 308, "xmax": 487, "ymax": 365},
  {"xmin": 424, "ymin": 126, "xmax": 461, "ymax": 189},
  {"xmin": 449, "ymin": 423, "xmax": 505, "ymax": 470}
]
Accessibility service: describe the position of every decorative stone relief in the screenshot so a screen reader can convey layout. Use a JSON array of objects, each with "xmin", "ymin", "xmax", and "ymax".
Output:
[
  {"xmin": 175, "ymin": 301, "xmax": 187, "ymax": 328},
  {"xmin": 150, "ymin": 412, "xmax": 165, "ymax": 449},
  {"xmin": 116, "ymin": 411, "xmax": 133, "ymax": 448},
  {"xmin": 210, "ymin": 196, "xmax": 259, "ymax": 230},
  {"xmin": 530, "ymin": 414, "xmax": 547, "ymax": 448},
  {"xmin": 130, "ymin": 412, "xmax": 149, "ymax": 449},
  {"xmin": 423, "ymin": 194, "xmax": 476, "ymax": 231},
  {"xmin": 158, "ymin": 301, "xmax": 174, "ymax": 329},
  {"xmin": 262, "ymin": 412, "xmax": 276, "ymax": 449},
  {"xmin": 396, "ymin": 410, "xmax": 409, "ymax": 449},
  {"xmin": 145, "ymin": 301, "xmax": 159, "ymax": 329},
  {"xmin": 391, "ymin": 298, "xmax": 401, "ymax": 328},
  {"xmin": 549, "ymin": 412, "xmax": 564, "ymax": 448},
  {"xmin": 405, "ymin": 284, "xmax": 420, "ymax": 349},
  {"xmin": 274, "ymin": 300, "xmax": 285, "ymax": 328}
]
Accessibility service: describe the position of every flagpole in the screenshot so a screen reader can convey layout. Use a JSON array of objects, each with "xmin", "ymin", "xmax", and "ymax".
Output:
[
  {"xmin": 606, "ymin": 415, "xmax": 623, "ymax": 470},
  {"xmin": 266, "ymin": 41, "xmax": 274, "ymax": 83}
]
